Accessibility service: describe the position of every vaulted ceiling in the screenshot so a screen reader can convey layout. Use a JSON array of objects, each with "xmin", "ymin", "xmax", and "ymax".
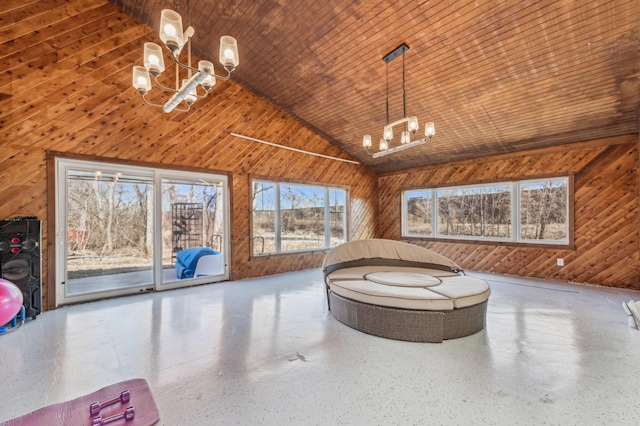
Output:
[{"xmin": 110, "ymin": 0, "xmax": 639, "ymax": 173}]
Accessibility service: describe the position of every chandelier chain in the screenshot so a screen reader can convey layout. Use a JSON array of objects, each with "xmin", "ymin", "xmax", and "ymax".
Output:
[
  {"xmin": 385, "ymin": 62, "xmax": 389, "ymax": 125},
  {"xmin": 402, "ymin": 53, "xmax": 406, "ymax": 122},
  {"xmin": 187, "ymin": 0, "xmax": 192, "ymax": 77}
]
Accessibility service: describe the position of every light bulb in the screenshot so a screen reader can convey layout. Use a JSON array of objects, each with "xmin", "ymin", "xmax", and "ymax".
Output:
[
  {"xmin": 132, "ymin": 66, "xmax": 151, "ymax": 92},
  {"xmin": 408, "ymin": 116, "xmax": 419, "ymax": 133},
  {"xmin": 164, "ymin": 24, "xmax": 176, "ymax": 37},
  {"xmin": 363, "ymin": 135, "xmax": 372, "ymax": 148},
  {"xmin": 219, "ymin": 36, "xmax": 239, "ymax": 69},
  {"xmin": 143, "ymin": 42, "xmax": 165, "ymax": 74},
  {"xmin": 380, "ymin": 139, "xmax": 388, "ymax": 150},
  {"xmin": 159, "ymin": 10, "xmax": 184, "ymax": 49},
  {"xmin": 401, "ymin": 130, "xmax": 410, "ymax": 144},
  {"xmin": 425, "ymin": 122, "xmax": 436, "ymax": 138},
  {"xmin": 199, "ymin": 61, "xmax": 216, "ymax": 90},
  {"xmin": 383, "ymin": 125, "xmax": 393, "ymax": 141}
]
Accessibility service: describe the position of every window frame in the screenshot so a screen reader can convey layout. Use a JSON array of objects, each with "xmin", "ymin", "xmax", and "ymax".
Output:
[
  {"xmin": 401, "ymin": 175, "xmax": 573, "ymax": 248},
  {"xmin": 251, "ymin": 177, "xmax": 349, "ymax": 256}
]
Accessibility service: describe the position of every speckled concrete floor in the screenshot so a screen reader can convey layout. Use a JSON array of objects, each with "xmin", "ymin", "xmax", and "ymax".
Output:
[{"xmin": 1, "ymin": 269, "xmax": 639, "ymax": 425}]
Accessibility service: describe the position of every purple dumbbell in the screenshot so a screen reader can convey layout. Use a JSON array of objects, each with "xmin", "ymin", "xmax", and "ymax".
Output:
[
  {"xmin": 91, "ymin": 406, "xmax": 135, "ymax": 425},
  {"xmin": 89, "ymin": 390, "xmax": 131, "ymax": 416}
]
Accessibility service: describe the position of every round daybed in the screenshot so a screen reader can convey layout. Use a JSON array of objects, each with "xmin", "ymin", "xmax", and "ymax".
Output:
[{"xmin": 322, "ymin": 239, "xmax": 490, "ymax": 343}]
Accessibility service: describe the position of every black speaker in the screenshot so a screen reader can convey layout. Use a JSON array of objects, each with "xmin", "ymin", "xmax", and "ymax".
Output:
[{"xmin": 0, "ymin": 217, "xmax": 42, "ymax": 319}]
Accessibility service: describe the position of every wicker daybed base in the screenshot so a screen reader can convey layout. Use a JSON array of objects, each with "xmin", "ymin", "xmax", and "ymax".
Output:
[
  {"xmin": 329, "ymin": 291, "xmax": 488, "ymax": 343},
  {"xmin": 323, "ymin": 240, "xmax": 491, "ymax": 343}
]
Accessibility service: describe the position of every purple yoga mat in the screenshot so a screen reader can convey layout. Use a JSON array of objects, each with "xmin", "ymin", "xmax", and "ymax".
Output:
[{"xmin": 1, "ymin": 378, "xmax": 159, "ymax": 426}]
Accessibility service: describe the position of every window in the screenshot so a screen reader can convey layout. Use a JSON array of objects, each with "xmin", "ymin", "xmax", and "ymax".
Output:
[
  {"xmin": 519, "ymin": 180, "xmax": 568, "ymax": 241},
  {"xmin": 328, "ymin": 188, "xmax": 346, "ymax": 245},
  {"xmin": 252, "ymin": 180, "xmax": 347, "ymax": 255},
  {"xmin": 161, "ymin": 177, "xmax": 225, "ymax": 266},
  {"xmin": 405, "ymin": 190, "xmax": 432, "ymax": 235},
  {"xmin": 436, "ymin": 184, "xmax": 512, "ymax": 239},
  {"xmin": 402, "ymin": 177, "xmax": 569, "ymax": 245}
]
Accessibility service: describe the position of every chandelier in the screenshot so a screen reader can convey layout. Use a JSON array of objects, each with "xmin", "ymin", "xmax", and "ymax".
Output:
[
  {"xmin": 131, "ymin": 0, "xmax": 239, "ymax": 113},
  {"xmin": 363, "ymin": 43, "xmax": 435, "ymax": 158}
]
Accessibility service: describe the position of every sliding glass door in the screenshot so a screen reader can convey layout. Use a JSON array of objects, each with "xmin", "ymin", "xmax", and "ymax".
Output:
[
  {"xmin": 158, "ymin": 174, "xmax": 227, "ymax": 289},
  {"xmin": 56, "ymin": 159, "xmax": 229, "ymax": 306},
  {"xmin": 62, "ymin": 167, "xmax": 155, "ymax": 298}
]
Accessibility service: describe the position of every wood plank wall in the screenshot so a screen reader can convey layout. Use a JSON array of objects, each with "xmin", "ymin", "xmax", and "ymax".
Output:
[
  {"xmin": 377, "ymin": 135, "xmax": 640, "ymax": 290},
  {"xmin": 0, "ymin": 1, "xmax": 377, "ymax": 309}
]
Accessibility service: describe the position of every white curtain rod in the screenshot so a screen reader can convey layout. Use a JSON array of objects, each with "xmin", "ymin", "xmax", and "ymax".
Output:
[{"xmin": 230, "ymin": 132, "xmax": 360, "ymax": 165}]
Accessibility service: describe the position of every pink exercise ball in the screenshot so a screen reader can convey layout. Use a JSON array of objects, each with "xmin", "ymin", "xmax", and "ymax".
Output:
[{"xmin": 0, "ymin": 278, "xmax": 23, "ymax": 326}]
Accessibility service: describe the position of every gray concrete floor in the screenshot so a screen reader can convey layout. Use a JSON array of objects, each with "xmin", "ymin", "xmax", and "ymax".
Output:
[{"xmin": 1, "ymin": 269, "xmax": 639, "ymax": 425}]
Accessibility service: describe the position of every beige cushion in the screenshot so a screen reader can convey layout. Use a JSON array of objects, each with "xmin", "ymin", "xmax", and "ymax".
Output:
[
  {"xmin": 322, "ymin": 239, "xmax": 460, "ymax": 270},
  {"xmin": 327, "ymin": 266, "xmax": 457, "ymax": 281},
  {"xmin": 329, "ymin": 279, "xmax": 455, "ymax": 311},
  {"xmin": 428, "ymin": 275, "xmax": 491, "ymax": 308},
  {"xmin": 365, "ymin": 271, "xmax": 441, "ymax": 287},
  {"xmin": 327, "ymin": 269, "xmax": 490, "ymax": 311}
]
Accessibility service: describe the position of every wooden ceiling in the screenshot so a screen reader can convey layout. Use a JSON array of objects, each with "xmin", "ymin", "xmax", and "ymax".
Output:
[{"xmin": 110, "ymin": 0, "xmax": 639, "ymax": 173}]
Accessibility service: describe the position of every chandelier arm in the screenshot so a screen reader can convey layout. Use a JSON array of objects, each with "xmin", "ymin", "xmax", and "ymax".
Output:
[
  {"xmin": 371, "ymin": 139, "xmax": 428, "ymax": 158},
  {"xmin": 169, "ymin": 53, "xmax": 200, "ymax": 73},
  {"xmin": 152, "ymin": 74, "xmax": 180, "ymax": 93},
  {"xmin": 192, "ymin": 86, "xmax": 210, "ymax": 99},
  {"xmin": 386, "ymin": 117, "xmax": 410, "ymax": 128},
  {"xmin": 210, "ymin": 68, "xmax": 233, "ymax": 81},
  {"xmin": 172, "ymin": 105, "xmax": 191, "ymax": 113},
  {"xmin": 140, "ymin": 94, "xmax": 165, "ymax": 109},
  {"xmin": 168, "ymin": 53, "xmax": 233, "ymax": 80},
  {"xmin": 140, "ymin": 93, "xmax": 190, "ymax": 113}
]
